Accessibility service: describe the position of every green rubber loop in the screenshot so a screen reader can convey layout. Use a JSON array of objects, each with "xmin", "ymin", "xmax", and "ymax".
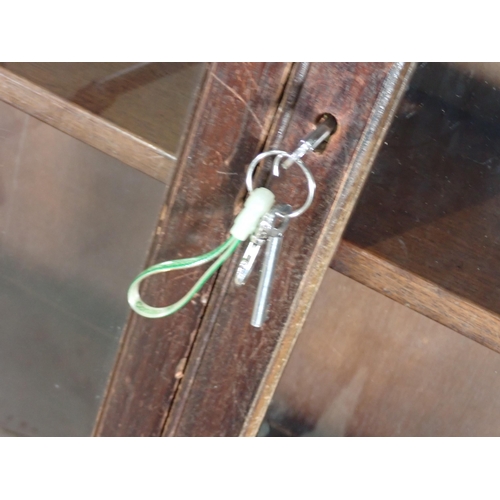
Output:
[{"xmin": 128, "ymin": 236, "xmax": 241, "ymax": 318}]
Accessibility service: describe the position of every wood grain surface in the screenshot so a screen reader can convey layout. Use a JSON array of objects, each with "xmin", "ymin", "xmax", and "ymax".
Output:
[
  {"xmin": 94, "ymin": 63, "xmax": 291, "ymax": 436},
  {"xmin": 162, "ymin": 63, "xmax": 415, "ymax": 437},
  {"xmin": 333, "ymin": 241, "xmax": 500, "ymax": 354}
]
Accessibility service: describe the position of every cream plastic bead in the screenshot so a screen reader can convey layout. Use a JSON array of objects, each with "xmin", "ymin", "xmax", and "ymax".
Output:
[{"xmin": 230, "ymin": 188, "xmax": 275, "ymax": 241}]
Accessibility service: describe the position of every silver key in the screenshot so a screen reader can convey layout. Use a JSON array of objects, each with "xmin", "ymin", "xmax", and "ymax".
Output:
[
  {"xmin": 234, "ymin": 209, "xmax": 275, "ymax": 286},
  {"xmin": 251, "ymin": 204, "xmax": 292, "ymax": 328},
  {"xmin": 234, "ymin": 240, "xmax": 264, "ymax": 286}
]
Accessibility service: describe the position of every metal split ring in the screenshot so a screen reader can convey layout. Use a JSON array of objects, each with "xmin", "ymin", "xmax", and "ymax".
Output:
[{"xmin": 245, "ymin": 150, "xmax": 316, "ymax": 218}]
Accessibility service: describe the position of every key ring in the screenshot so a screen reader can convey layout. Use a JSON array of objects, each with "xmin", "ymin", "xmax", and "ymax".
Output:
[
  {"xmin": 127, "ymin": 187, "xmax": 275, "ymax": 318},
  {"xmin": 245, "ymin": 150, "xmax": 316, "ymax": 218},
  {"xmin": 127, "ymin": 117, "xmax": 334, "ymax": 320}
]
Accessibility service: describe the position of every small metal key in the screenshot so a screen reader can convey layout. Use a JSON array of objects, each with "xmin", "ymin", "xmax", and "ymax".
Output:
[
  {"xmin": 251, "ymin": 203, "xmax": 292, "ymax": 327},
  {"xmin": 234, "ymin": 209, "xmax": 275, "ymax": 286}
]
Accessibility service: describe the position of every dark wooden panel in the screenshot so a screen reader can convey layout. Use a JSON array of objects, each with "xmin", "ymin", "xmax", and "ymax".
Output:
[
  {"xmin": 343, "ymin": 62, "xmax": 500, "ymax": 318},
  {"xmin": 163, "ymin": 63, "xmax": 415, "ymax": 437},
  {"xmin": 263, "ymin": 269, "xmax": 500, "ymax": 437},
  {"xmin": 332, "ymin": 241, "xmax": 500, "ymax": 354},
  {"xmin": 3, "ymin": 63, "xmax": 205, "ymax": 157},
  {"xmin": 94, "ymin": 63, "xmax": 291, "ymax": 436},
  {"xmin": 0, "ymin": 67, "xmax": 182, "ymax": 183}
]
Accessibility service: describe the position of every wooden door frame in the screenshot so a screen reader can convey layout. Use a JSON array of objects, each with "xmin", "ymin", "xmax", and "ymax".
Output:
[{"xmin": 94, "ymin": 62, "xmax": 415, "ymax": 437}]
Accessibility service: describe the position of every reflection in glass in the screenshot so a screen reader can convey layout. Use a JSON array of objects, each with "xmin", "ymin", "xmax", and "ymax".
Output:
[
  {"xmin": 0, "ymin": 101, "xmax": 166, "ymax": 436},
  {"xmin": 260, "ymin": 63, "xmax": 500, "ymax": 437},
  {"xmin": 2, "ymin": 63, "xmax": 206, "ymax": 156},
  {"xmin": 345, "ymin": 62, "xmax": 500, "ymax": 315}
]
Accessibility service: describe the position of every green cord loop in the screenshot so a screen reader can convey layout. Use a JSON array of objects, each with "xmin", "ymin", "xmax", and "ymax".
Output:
[
  {"xmin": 127, "ymin": 187, "xmax": 277, "ymax": 319},
  {"xmin": 128, "ymin": 236, "xmax": 241, "ymax": 319}
]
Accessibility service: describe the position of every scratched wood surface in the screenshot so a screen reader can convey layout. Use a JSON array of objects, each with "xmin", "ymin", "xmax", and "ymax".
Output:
[
  {"xmin": 262, "ymin": 269, "xmax": 500, "ymax": 437},
  {"xmin": 163, "ymin": 63, "xmax": 415, "ymax": 437},
  {"xmin": 332, "ymin": 62, "xmax": 500, "ymax": 353},
  {"xmin": 94, "ymin": 63, "xmax": 291, "ymax": 436}
]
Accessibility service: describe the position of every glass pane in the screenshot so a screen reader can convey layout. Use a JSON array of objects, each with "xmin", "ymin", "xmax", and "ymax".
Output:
[
  {"xmin": 2, "ymin": 63, "xmax": 206, "ymax": 155},
  {"xmin": 260, "ymin": 269, "xmax": 500, "ymax": 437},
  {"xmin": 260, "ymin": 63, "xmax": 500, "ymax": 437},
  {"xmin": 0, "ymin": 101, "xmax": 166, "ymax": 436},
  {"xmin": 344, "ymin": 62, "xmax": 500, "ymax": 315}
]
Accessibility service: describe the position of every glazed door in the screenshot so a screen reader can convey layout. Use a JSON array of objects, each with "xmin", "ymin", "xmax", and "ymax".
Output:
[
  {"xmin": 94, "ymin": 62, "xmax": 412, "ymax": 436},
  {"xmin": 0, "ymin": 63, "xmax": 411, "ymax": 436},
  {"xmin": 261, "ymin": 63, "xmax": 500, "ymax": 437},
  {"xmin": 0, "ymin": 63, "xmax": 206, "ymax": 436}
]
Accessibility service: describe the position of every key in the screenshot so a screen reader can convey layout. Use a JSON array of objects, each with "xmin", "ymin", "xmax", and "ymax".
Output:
[
  {"xmin": 281, "ymin": 113, "xmax": 337, "ymax": 169},
  {"xmin": 251, "ymin": 203, "xmax": 292, "ymax": 327},
  {"xmin": 234, "ymin": 208, "xmax": 275, "ymax": 286},
  {"xmin": 234, "ymin": 240, "xmax": 264, "ymax": 286}
]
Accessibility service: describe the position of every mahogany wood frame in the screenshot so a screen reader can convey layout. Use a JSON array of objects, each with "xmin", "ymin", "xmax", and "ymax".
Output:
[
  {"xmin": 94, "ymin": 62, "xmax": 414, "ymax": 437},
  {"xmin": 0, "ymin": 62, "xmax": 418, "ymax": 436}
]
